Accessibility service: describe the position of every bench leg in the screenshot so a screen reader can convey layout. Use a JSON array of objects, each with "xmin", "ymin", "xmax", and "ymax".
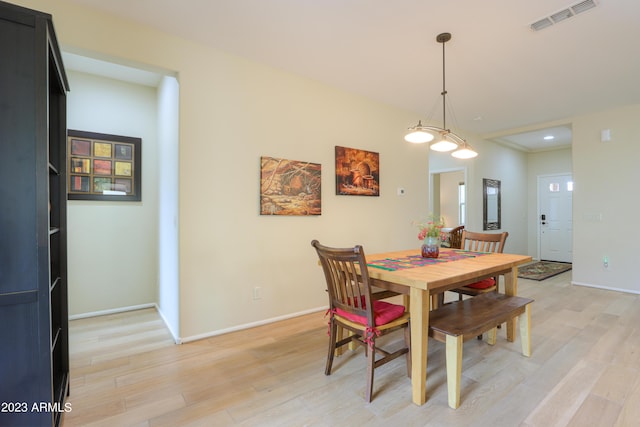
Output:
[
  {"xmin": 446, "ymin": 334, "xmax": 462, "ymax": 409},
  {"xmin": 486, "ymin": 327, "xmax": 497, "ymax": 345},
  {"xmin": 519, "ymin": 304, "xmax": 532, "ymax": 357}
]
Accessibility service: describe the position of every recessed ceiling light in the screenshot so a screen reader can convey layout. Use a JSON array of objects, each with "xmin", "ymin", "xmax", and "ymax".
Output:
[{"xmin": 544, "ymin": 135, "xmax": 555, "ymax": 140}]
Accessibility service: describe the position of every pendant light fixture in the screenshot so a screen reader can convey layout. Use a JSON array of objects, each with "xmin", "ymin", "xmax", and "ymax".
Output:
[{"xmin": 404, "ymin": 32, "xmax": 478, "ymax": 159}]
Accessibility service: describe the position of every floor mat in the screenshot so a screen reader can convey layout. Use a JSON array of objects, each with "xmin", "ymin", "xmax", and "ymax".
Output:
[{"xmin": 518, "ymin": 261, "xmax": 572, "ymax": 281}]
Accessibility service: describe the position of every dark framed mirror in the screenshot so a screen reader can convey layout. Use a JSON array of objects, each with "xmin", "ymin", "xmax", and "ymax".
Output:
[{"xmin": 483, "ymin": 178, "xmax": 501, "ymax": 230}]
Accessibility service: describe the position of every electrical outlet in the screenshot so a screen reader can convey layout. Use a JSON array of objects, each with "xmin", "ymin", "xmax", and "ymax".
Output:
[
  {"xmin": 253, "ymin": 286, "xmax": 262, "ymax": 300},
  {"xmin": 603, "ymin": 256, "xmax": 609, "ymax": 270}
]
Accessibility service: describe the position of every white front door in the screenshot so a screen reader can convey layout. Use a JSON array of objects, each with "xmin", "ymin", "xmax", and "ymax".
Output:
[{"xmin": 539, "ymin": 174, "xmax": 573, "ymax": 262}]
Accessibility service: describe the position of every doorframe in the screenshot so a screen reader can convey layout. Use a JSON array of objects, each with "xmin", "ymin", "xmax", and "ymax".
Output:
[
  {"xmin": 536, "ymin": 172, "xmax": 573, "ymax": 261},
  {"xmin": 429, "ymin": 167, "xmax": 468, "ymax": 225}
]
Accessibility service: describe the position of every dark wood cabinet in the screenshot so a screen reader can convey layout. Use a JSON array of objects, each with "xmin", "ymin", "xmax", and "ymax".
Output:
[{"xmin": 0, "ymin": 1, "xmax": 70, "ymax": 426}]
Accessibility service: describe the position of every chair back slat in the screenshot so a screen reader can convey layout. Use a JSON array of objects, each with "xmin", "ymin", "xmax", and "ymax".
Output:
[
  {"xmin": 312, "ymin": 240, "xmax": 374, "ymax": 326},
  {"xmin": 461, "ymin": 230, "xmax": 508, "ymax": 254},
  {"xmin": 328, "ymin": 258, "xmax": 362, "ymax": 308}
]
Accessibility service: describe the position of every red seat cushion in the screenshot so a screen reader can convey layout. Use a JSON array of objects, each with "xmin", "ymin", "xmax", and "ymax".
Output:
[
  {"xmin": 463, "ymin": 277, "xmax": 496, "ymax": 290},
  {"xmin": 336, "ymin": 300, "xmax": 405, "ymax": 326}
]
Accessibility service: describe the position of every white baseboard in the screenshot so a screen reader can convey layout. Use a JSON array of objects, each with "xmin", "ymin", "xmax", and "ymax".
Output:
[
  {"xmin": 69, "ymin": 303, "xmax": 157, "ymax": 320},
  {"xmin": 180, "ymin": 306, "xmax": 327, "ymax": 344},
  {"xmin": 69, "ymin": 303, "xmax": 328, "ymax": 346},
  {"xmin": 155, "ymin": 306, "xmax": 181, "ymax": 344},
  {"xmin": 572, "ymin": 281, "xmax": 640, "ymax": 295}
]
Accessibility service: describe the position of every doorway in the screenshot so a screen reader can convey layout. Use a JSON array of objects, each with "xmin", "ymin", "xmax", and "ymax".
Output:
[
  {"xmin": 64, "ymin": 52, "xmax": 180, "ymax": 340},
  {"xmin": 538, "ymin": 173, "xmax": 573, "ymax": 262},
  {"xmin": 430, "ymin": 168, "xmax": 467, "ymax": 228}
]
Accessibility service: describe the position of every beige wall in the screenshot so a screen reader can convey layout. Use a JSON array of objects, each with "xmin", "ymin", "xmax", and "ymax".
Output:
[
  {"xmin": 14, "ymin": 0, "xmax": 429, "ymax": 340},
  {"xmin": 572, "ymin": 105, "xmax": 640, "ymax": 293},
  {"xmin": 438, "ymin": 170, "xmax": 465, "ymax": 227}
]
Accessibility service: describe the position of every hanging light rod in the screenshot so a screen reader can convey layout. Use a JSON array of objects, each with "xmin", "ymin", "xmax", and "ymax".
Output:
[{"xmin": 404, "ymin": 32, "xmax": 478, "ymax": 159}]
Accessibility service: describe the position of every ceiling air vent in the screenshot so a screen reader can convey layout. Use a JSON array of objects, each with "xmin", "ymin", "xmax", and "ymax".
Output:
[
  {"xmin": 530, "ymin": 0, "xmax": 597, "ymax": 31},
  {"xmin": 572, "ymin": 0, "xmax": 598, "ymax": 14},
  {"xmin": 531, "ymin": 17, "xmax": 554, "ymax": 31},
  {"xmin": 550, "ymin": 9, "xmax": 573, "ymax": 24}
]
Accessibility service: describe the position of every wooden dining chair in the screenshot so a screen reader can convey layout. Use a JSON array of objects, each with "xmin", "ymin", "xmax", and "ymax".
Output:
[
  {"xmin": 311, "ymin": 240, "xmax": 411, "ymax": 402},
  {"xmin": 449, "ymin": 230, "xmax": 509, "ymax": 300},
  {"xmin": 446, "ymin": 230, "xmax": 509, "ymax": 339},
  {"xmin": 448, "ymin": 225, "xmax": 465, "ymax": 249}
]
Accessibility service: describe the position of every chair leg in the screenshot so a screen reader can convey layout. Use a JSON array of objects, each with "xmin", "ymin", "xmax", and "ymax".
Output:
[
  {"xmin": 365, "ymin": 342, "xmax": 375, "ymax": 402},
  {"xmin": 495, "ymin": 286, "xmax": 502, "ymax": 329},
  {"xmin": 325, "ymin": 320, "xmax": 337, "ymax": 375},
  {"xmin": 445, "ymin": 334, "xmax": 463, "ymax": 409}
]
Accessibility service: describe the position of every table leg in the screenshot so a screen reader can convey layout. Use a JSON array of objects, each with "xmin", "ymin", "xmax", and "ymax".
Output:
[
  {"xmin": 336, "ymin": 326, "xmax": 344, "ymax": 356},
  {"xmin": 431, "ymin": 293, "xmax": 443, "ymax": 310},
  {"xmin": 503, "ymin": 266, "xmax": 519, "ymax": 342},
  {"xmin": 410, "ymin": 287, "xmax": 429, "ymax": 405}
]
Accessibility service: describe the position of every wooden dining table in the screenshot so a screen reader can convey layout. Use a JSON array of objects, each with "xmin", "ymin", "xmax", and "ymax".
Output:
[{"xmin": 364, "ymin": 248, "xmax": 532, "ymax": 405}]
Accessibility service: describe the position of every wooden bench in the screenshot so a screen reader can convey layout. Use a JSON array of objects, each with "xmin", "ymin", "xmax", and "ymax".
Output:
[{"xmin": 428, "ymin": 292, "xmax": 534, "ymax": 409}]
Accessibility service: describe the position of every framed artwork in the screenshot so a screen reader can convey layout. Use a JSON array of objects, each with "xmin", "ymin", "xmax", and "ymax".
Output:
[
  {"xmin": 67, "ymin": 130, "xmax": 141, "ymax": 201},
  {"xmin": 260, "ymin": 156, "xmax": 321, "ymax": 215},
  {"xmin": 335, "ymin": 146, "xmax": 379, "ymax": 196}
]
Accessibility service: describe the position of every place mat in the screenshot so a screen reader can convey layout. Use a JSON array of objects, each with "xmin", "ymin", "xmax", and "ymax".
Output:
[{"xmin": 367, "ymin": 250, "xmax": 489, "ymax": 271}]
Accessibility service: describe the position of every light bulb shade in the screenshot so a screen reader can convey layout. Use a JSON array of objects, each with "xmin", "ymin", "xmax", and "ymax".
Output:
[
  {"xmin": 451, "ymin": 145, "xmax": 478, "ymax": 159},
  {"xmin": 430, "ymin": 137, "xmax": 458, "ymax": 152},
  {"xmin": 405, "ymin": 130, "xmax": 434, "ymax": 144},
  {"xmin": 404, "ymin": 121, "xmax": 435, "ymax": 144}
]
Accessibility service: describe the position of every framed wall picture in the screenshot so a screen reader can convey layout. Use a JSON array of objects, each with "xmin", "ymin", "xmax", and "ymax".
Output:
[
  {"xmin": 260, "ymin": 156, "xmax": 321, "ymax": 215},
  {"xmin": 67, "ymin": 130, "xmax": 141, "ymax": 201},
  {"xmin": 335, "ymin": 146, "xmax": 380, "ymax": 196}
]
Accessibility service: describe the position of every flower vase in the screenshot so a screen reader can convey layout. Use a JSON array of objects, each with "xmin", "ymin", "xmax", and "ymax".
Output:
[{"xmin": 421, "ymin": 236, "xmax": 440, "ymax": 258}]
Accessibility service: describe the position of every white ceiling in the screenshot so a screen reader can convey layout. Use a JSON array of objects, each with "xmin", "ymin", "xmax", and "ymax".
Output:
[{"xmin": 65, "ymin": 0, "xmax": 640, "ymax": 152}]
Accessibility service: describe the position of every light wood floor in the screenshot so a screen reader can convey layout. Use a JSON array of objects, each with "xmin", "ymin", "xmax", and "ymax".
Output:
[{"xmin": 61, "ymin": 271, "xmax": 640, "ymax": 426}]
